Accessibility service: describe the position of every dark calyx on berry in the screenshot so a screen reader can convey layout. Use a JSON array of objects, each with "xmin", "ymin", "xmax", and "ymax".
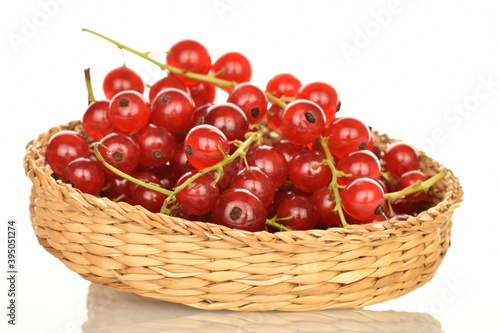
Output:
[
  {"xmin": 251, "ymin": 107, "xmax": 260, "ymax": 118},
  {"xmin": 112, "ymin": 151, "xmax": 123, "ymax": 162},
  {"xmin": 305, "ymin": 111, "xmax": 316, "ymax": 123},
  {"xmin": 230, "ymin": 206, "xmax": 243, "ymax": 220},
  {"xmin": 184, "ymin": 144, "xmax": 193, "ymax": 156},
  {"xmin": 119, "ymin": 98, "xmax": 129, "ymax": 107}
]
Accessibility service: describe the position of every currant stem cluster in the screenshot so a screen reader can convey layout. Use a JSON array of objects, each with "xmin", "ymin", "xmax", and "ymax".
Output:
[{"xmin": 85, "ymin": 28, "xmax": 447, "ymax": 231}]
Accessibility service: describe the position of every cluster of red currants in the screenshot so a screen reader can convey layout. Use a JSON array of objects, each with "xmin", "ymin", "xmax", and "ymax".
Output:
[{"xmin": 45, "ymin": 34, "xmax": 434, "ymax": 232}]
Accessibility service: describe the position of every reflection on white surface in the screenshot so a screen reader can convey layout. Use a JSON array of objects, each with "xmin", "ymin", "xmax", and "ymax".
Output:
[{"xmin": 82, "ymin": 284, "xmax": 443, "ymax": 333}]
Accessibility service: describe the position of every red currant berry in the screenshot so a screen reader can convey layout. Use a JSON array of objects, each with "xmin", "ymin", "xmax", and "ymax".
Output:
[
  {"xmin": 383, "ymin": 142, "xmax": 420, "ymax": 178},
  {"xmin": 150, "ymin": 88, "xmax": 196, "ymax": 133},
  {"xmin": 132, "ymin": 182, "xmax": 167, "ymax": 213},
  {"xmin": 150, "ymin": 164, "xmax": 181, "ymax": 191},
  {"xmin": 341, "ymin": 178, "xmax": 386, "ymax": 221},
  {"xmin": 272, "ymin": 139, "xmax": 308, "ymax": 164},
  {"xmin": 392, "ymin": 200, "xmax": 422, "ymax": 216},
  {"xmin": 166, "ymin": 39, "xmax": 211, "ymax": 86},
  {"xmin": 175, "ymin": 171, "xmax": 219, "ymax": 216},
  {"xmin": 124, "ymin": 170, "xmax": 161, "ymax": 204},
  {"xmin": 246, "ymin": 145, "xmax": 288, "ymax": 188},
  {"xmin": 97, "ymin": 132, "xmax": 140, "ymax": 174},
  {"xmin": 276, "ymin": 195, "xmax": 318, "ymax": 231},
  {"xmin": 323, "ymin": 117, "xmax": 371, "ymax": 159},
  {"xmin": 227, "ymin": 83, "xmax": 268, "ymax": 124},
  {"xmin": 82, "ymin": 100, "xmax": 116, "ymax": 140},
  {"xmin": 169, "ymin": 137, "xmax": 192, "ymax": 174},
  {"xmin": 397, "ymin": 170, "xmax": 428, "ymax": 202},
  {"xmin": 62, "ymin": 157, "xmax": 105, "ymax": 196},
  {"xmin": 102, "ymin": 174, "xmax": 128, "ymax": 200},
  {"xmin": 136, "ymin": 124, "xmax": 176, "ymax": 167},
  {"xmin": 148, "ymin": 74, "xmax": 188, "ymax": 103},
  {"xmin": 102, "ymin": 66, "xmax": 145, "ymax": 100},
  {"xmin": 279, "ymin": 99, "xmax": 326, "ymax": 145},
  {"xmin": 108, "ymin": 90, "xmax": 150, "ymax": 132},
  {"xmin": 212, "ymin": 52, "xmax": 252, "ymax": 91},
  {"xmin": 310, "ymin": 186, "xmax": 342, "ymax": 226},
  {"xmin": 183, "ymin": 124, "xmax": 229, "ymax": 169},
  {"xmin": 228, "ymin": 166, "xmax": 275, "ymax": 207},
  {"xmin": 203, "ymin": 103, "xmax": 249, "ymax": 142},
  {"xmin": 288, "ymin": 150, "xmax": 332, "ymax": 193},
  {"xmin": 211, "ymin": 188, "xmax": 266, "ymax": 232},
  {"xmin": 336, "ymin": 150, "xmax": 381, "ymax": 186},
  {"xmin": 46, "ymin": 130, "xmax": 90, "ymax": 175},
  {"xmin": 266, "ymin": 73, "xmax": 302, "ymax": 101},
  {"xmin": 266, "ymin": 103, "xmax": 285, "ymax": 131},
  {"xmin": 187, "ymin": 80, "xmax": 217, "ymax": 108},
  {"xmin": 297, "ymin": 81, "xmax": 339, "ymax": 125}
]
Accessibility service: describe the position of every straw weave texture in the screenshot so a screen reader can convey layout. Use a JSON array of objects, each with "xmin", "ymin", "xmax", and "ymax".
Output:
[{"xmin": 24, "ymin": 121, "xmax": 463, "ymax": 311}]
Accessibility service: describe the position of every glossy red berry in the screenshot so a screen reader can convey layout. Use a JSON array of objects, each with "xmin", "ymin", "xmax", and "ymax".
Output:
[
  {"xmin": 297, "ymin": 81, "xmax": 339, "ymax": 125},
  {"xmin": 187, "ymin": 80, "xmax": 217, "ymax": 108},
  {"xmin": 166, "ymin": 39, "xmax": 211, "ymax": 86},
  {"xmin": 46, "ymin": 130, "xmax": 90, "ymax": 175},
  {"xmin": 341, "ymin": 178, "xmax": 386, "ymax": 221},
  {"xmin": 323, "ymin": 117, "xmax": 371, "ymax": 159},
  {"xmin": 62, "ymin": 157, "xmax": 105, "ymax": 196},
  {"xmin": 203, "ymin": 102, "xmax": 249, "ymax": 142},
  {"xmin": 175, "ymin": 171, "xmax": 219, "ymax": 216},
  {"xmin": 336, "ymin": 150, "xmax": 381, "ymax": 186},
  {"xmin": 211, "ymin": 188, "xmax": 266, "ymax": 232},
  {"xmin": 288, "ymin": 150, "xmax": 332, "ymax": 193},
  {"xmin": 276, "ymin": 195, "xmax": 318, "ymax": 231},
  {"xmin": 279, "ymin": 99, "xmax": 326, "ymax": 145},
  {"xmin": 102, "ymin": 66, "xmax": 144, "ymax": 100},
  {"xmin": 82, "ymin": 100, "xmax": 116, "ymax": 140},
  {"xmin": 227, "ymin": 83, "xmax": 268, "ymax": 124},
  {"xmin": 132, "ymin": 182, "xmax": 167, "ymax": 213},
  {"xmin": 212, "ymin": 52, "xmax": 252, "ymax": 91},
  {"xmin": 97, "ymin": 132, "xmax": 140, "ymax": 174},
  {"xmin": 228, "ymin": 166, "xmax": 275, "ymax": 207},
  {"xmin": 108, "ymin": 90, "xmax": 150, "ymax": 132},
  {"xmin": 266, "ymin": 73, "xmax": 302, "ymax": 101},
  {"xmin": 383, "ymin": 142, "xmax": 420, "ymax": 179},
  {"xmin": 310, "ymin": 186, "xmax": 342, "ymax": 226},
  {"xmin": 183, "ymin": 124, "xmax": 229, "ymax": 169},
  {"xmin": 246, "ymin": 145, "xmax": 288, "ymax": 188},
  {"xmin": 150, "ymin": 88, "xmax": 196, "ymax": 133},
  {"xmin": 135, "ymin": 124, "xmax": 176, "ymax": 167},
  {"xmin": 148, "ymin": 74, "xmax": 188, "ymax": 103},
  {"xmin": 397, "ymin": 170, "xmax": 428, "ymax": 202}
]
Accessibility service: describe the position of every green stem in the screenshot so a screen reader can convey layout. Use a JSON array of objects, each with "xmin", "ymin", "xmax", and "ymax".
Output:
[
  {"xmin": 163, "ymin": 131, "xmax": 260, "ymax": 214},
  {"xmin": 84, "ymin": 68, "xmax": 96, "ymax": 103},
  {"xmin": 384, "ymin": 171, "xmax": 446, "ymax": 202},
  {"xmin": 319, "ymin": 136, "xmax": 349, "ymax": 228},
  {"xmin": 266, "ymin": 92, "xmax": 287, "ymax": 109},
  {"xmin": 93, "ymin": 144, "xmax": 172, "ymax": 196},
  {"xmin": 265, "ymin": 216, "xmax": 293, "ymax": 231},
  {"xmin": 81, "ymin": 28, "xmax": 237, "ymax": 89}
]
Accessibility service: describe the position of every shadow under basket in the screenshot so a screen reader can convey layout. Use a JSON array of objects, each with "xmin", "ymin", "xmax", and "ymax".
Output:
[{"xmin": 24, "ymin": 121, "xmax": 463, "ymax": 312}]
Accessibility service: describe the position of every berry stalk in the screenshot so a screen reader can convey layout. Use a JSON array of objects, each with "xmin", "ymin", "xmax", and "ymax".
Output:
[
  {"xmin": 93, "ymin": 143, "xmax": 172, "ymax": 196},
  {"xmin": 162, "ymin": 131, "xmax": 261, "ymax": 213},
  {"xmin": 384, "ymin": 171, "xmax": 446, "ymax": 202},
  {"xmin": 84, "ymin": 68, "xmax": 96, "ymax": 104},
  {"xmin": 319, "ymin": 136, "xmax": 350, "ymax": 228},
  {"xmin": 81, "ymin": 28, "xmax": 237, "ymax": 89}
]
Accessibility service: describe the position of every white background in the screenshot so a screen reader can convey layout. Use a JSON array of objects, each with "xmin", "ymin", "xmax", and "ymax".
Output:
[{"xmin": 1, "ymin": 0, "xmax": 499, "ymax": 332}]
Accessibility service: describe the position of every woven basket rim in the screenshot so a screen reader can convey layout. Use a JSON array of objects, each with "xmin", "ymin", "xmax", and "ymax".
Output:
[{"xmin": 24, "ymin": 120, "xmax": 463, "ymax": 244}]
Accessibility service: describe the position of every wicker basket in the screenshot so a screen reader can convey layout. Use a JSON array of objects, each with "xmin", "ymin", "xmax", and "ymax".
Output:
[{"xmin": 24, "ymin": 120, "xmax": 463, "ymax": 312}]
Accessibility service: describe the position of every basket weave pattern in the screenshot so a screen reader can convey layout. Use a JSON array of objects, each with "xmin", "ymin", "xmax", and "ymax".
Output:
[{"xmin": 24, "ymin": 121, "xmax": 463, "ymax": 311}]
